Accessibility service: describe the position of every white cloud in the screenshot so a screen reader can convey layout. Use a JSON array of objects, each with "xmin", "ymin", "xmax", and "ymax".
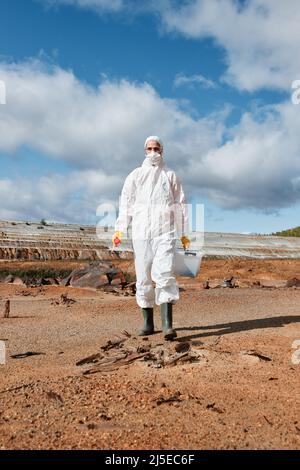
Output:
[
  {"xmin": 174, "ymin": 73, "xmax": 217, "ymax": 89},
  {"xmin": 157, "ymin": 0, "xmax": 300, "ymax": 92},
  {"xmin": 0, "ymin": 58, "xmax": 300, "ymax": 223},
  {"xmin": 0, "ymin": 59, "xmax": 223, "ymax": 222},
  {"xmin": 0, "ymin": 79, "xmax": 6, "ymax": 104},
  {"xmin": 0, "ymin": 170, "xmax": 121, "ymax": 223},
  {"xmin": 40, "ymin": 0, "xmax": 300, "ymax": 92},
  {"xmin": 0, "ymin": 59, "xmax": 222, "ymax": 174},
  {"xmin": 185, "ymin": 101, "xmax": 300, "ymax": 210}
]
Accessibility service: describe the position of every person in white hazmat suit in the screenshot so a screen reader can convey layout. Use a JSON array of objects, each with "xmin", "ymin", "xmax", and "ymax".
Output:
[{"xmin": 112, "ymin": 136, "xmax": 190, "ymax": 340}]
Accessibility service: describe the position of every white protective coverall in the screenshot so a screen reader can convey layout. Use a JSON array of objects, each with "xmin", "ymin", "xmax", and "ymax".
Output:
[{"xmin": 115, "ymin": 147, "xmax": 189, "ymax": 309}]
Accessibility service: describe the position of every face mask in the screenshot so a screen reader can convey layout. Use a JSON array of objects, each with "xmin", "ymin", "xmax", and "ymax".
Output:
[{"xmin": 146, "ymin": 151, "xmax": 163, "ymax": 166}]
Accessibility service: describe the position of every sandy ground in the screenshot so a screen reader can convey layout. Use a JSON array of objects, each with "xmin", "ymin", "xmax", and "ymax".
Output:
[{"xmin": 0, "ymin": 258, "xmax": 300, "ymax": 450}]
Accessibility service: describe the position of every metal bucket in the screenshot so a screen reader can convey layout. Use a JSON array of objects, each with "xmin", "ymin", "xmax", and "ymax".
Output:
[{"xmin": 174, "ymin": 249, "xmax": 203, "ymax": 277}]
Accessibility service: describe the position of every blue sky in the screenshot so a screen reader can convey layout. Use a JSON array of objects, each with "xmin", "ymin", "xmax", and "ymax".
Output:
[{"xmin": 0, "ymin": 0, "xmax": 299, "ymax": 233}]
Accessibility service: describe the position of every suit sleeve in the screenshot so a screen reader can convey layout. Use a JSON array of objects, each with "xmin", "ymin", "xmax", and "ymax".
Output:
[
  {"xmin": 171, "ymin": 172, "xmax": 190, "ymax": 238},
  {"xmin": 115, "ymin": 170, "xmax": 137, "ymax": 235}
]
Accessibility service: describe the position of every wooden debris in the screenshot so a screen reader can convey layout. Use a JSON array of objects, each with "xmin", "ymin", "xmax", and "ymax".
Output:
[
  {"xmin": 156, "ymin": 392, "xmax": 182, "ymax": 405},
  {"xmin": 240, "ymin": 350, "xmax": 272, "ymax": 362},
  {"xmin": 206, "ymin": 403, "xmax": 224, "ymax": 414},
  {"xmin": 76, "ymin": 353, "xmax": 103, "ymax": 366},
  {"xmin": 124, "ymin": 282, "xmax": 136, "ymax": 295},
  {"xmin": 15, "ymin": 290, "xmax": 34, "ymax": 297},
  {"xmin": 83, "ymin": 352, "xmax": 148, "ymax": 375},
  {"xmin": 100, "ymin": 337, "xmax": 126, "ymax": 352},
  {"xmin": 121, "ymin": 330, "xmax": 131, "ymax": 338},
  {"xmin": 263, "ymin": 415, "xmax": 273, "ymax": 426},
  {"xmin": 137, "ymin": 344, "xmax": 151, "ymax": 353},
  {"xmin": 164, "ymin": 352, "xmax": 197, "ymax": 367},
  {"xmin": 46, "ymin": 391, "xmax": 64, "ymax": 404},
  {"xmin": 51, "ymin": 293, "xmax": 76, "ymax": 307},
  {"xmin": 77, "ymin": 332, "xmax": 201, "ymax": 375},
  {"xmin": 3, "ymin": 300, "xmax": 10, "ymax": 318},
  {"xmin": 60, "ymin": 293, "xmax": 76, "ymax": 305},
  {"xmin": 0, "ymin": 382, "xmax": 36, "ymax": 395},
  {"xmin": 10, "ymin": 351, "xmax": 46, "ymax": 359},
  {"xmin": 175, "ymin": 341, "xmax": 191, "ymax": 353}
]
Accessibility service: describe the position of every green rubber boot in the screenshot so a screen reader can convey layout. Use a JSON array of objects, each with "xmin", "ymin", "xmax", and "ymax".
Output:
[
  {"xmin": 138, "ymin": 308, "xmax": 154, "ymax": 336},
  {"xmin": 160, "ymin": 303, "xmax": 177, "ymax": 340}
]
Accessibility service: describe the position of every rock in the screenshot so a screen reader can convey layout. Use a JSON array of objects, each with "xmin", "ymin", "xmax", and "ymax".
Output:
[
  {"xmin": 111, "ymin": 277, "xmax": 122, "ymax": 286},
  {"xmin": 208, "ymin": 280, "xmax": 222, "ymax": 289},
  {"xmin": 103, "ymin": 285, "xmax": 120, "ymax": 294},
  {"xmin": 71, "ymin": 273, "xmax": 109, "ymax": 288},
  {"xmin": 110, "ymin": 271, "xmax": 127, "ymax": 286},
  {"xmin": 41, "ymin": 277, "xmax": 60, "ymax": 285},
  {"xmin": 286, "ymin": 278, "xmax": 300, "ymax": 288},
  {"xmin": 235, "ymin": 280, "xmax": 252, "ymax": 288},
  {"xmin": 61, "ymin": 262, "xmax": 129, "ymax": 290},
  {"xmin": 220, "ymin": 276, "xmax": 236, "ymax": 288},
  {"xmin": 60, "ymin": 276, "xmax": 71, "ymax": 287},
  {"xmin": 259, "ymin": 280, "xmax": 286, "ymax": 288},
  {"xmin": 12, "ymin": 277, "xmax": 26, "ymax": 287},
  {"xmin": 122, "ymin": 282, "xmax": 136, "ymax": 295},
  {"xmin": 62, "ymin": 263, "xmax": 113, "ymax": 287}
]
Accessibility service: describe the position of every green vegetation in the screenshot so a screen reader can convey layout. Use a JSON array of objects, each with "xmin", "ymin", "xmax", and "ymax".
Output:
[
  {"xmin": 123, "ymin": 271, "xmax": 136, "ymax": 283},
  {"xmin": 271, "ymin": 226, "xmax": 300, "ymax": 237},
  {"xmin": 0, "ymin": 267, "xmax": 72, "ymax": 284},
  {"xmin": 0, "ymin": 266, "xmax": 136, "ymax": 284}
]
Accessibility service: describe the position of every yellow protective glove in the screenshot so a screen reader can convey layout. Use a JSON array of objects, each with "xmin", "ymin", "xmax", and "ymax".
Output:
[
  {"xmin": 112, "ymin": 231, "xmax": 123, "ymax": 247},
  {"xmin": 181, "ymin": 235, "xmax": 190, "ymax": 250}
]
